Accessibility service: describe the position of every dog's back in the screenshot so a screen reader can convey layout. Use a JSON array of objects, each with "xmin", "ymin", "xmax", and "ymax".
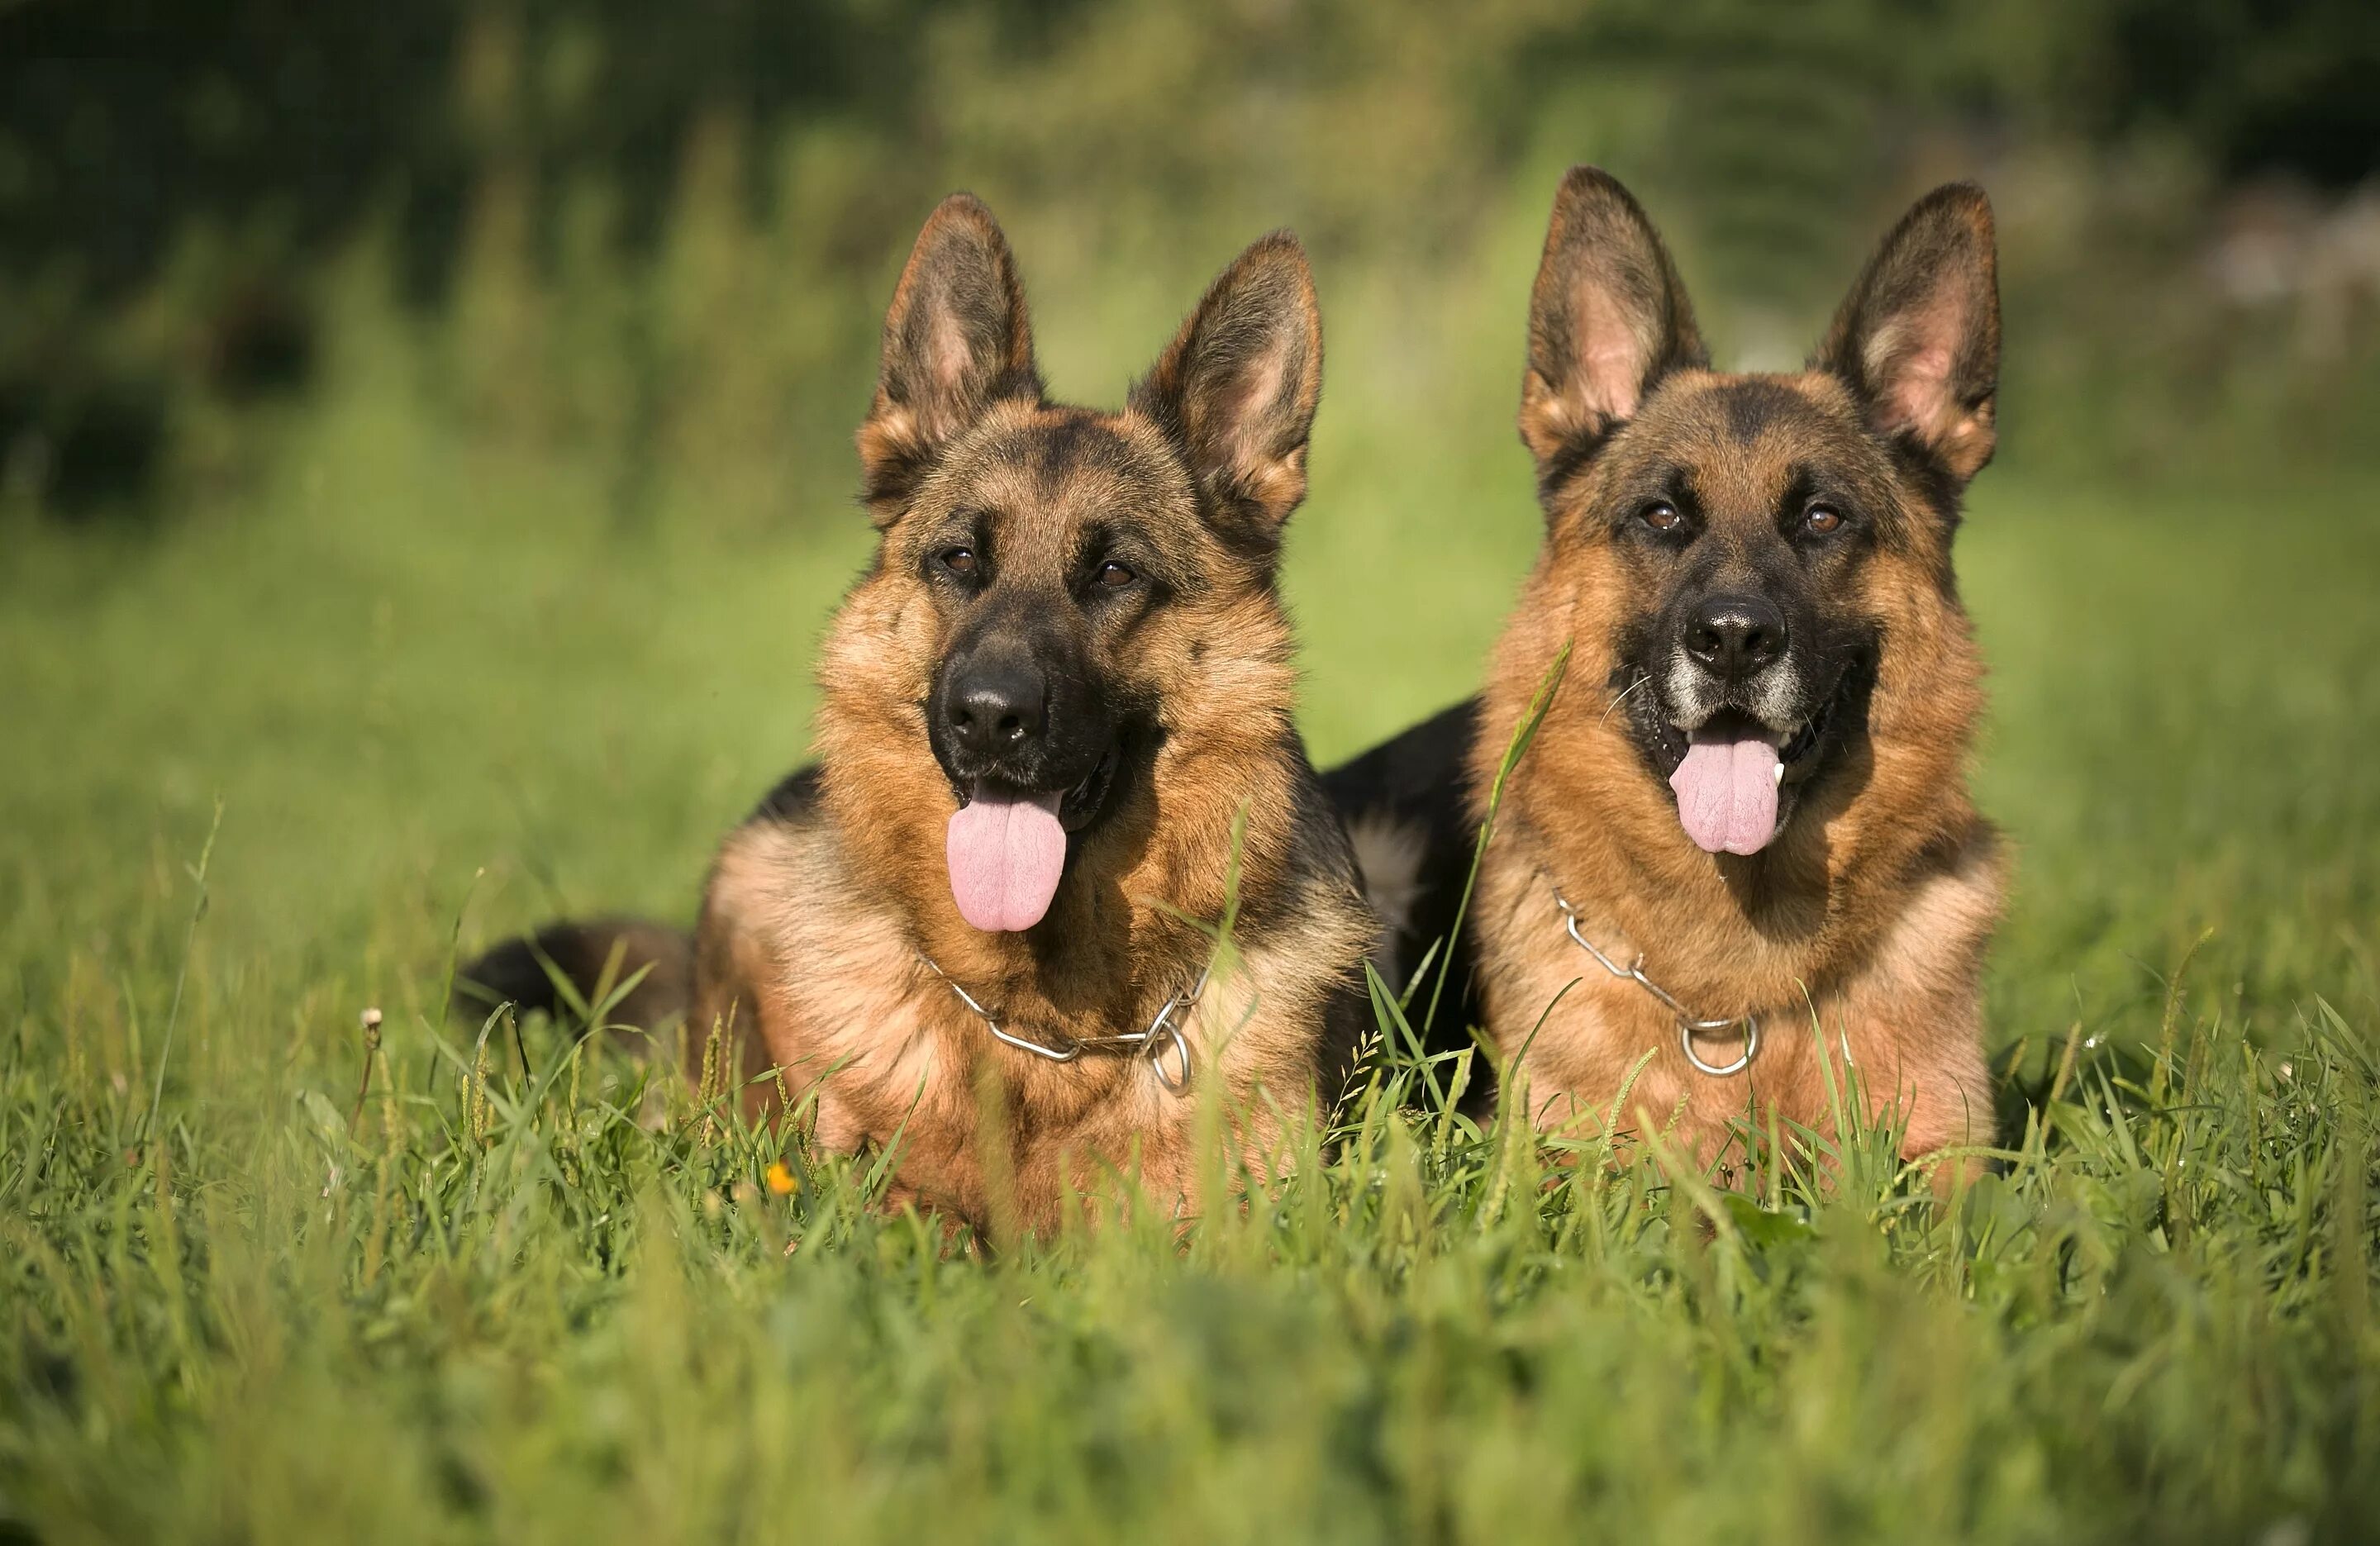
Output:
[{"xmin": 1322, "ymin": 698, "xmax": 1483, "ymax": 1063}]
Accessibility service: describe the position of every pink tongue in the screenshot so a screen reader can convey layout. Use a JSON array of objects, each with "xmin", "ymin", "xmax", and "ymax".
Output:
[
  {"xmin": 945, "ymin": 789, "xmax": 1068, "ymax": 932},
  {"xmin": 1668, "ymin": 734, "xmax": 1782, "ymax": 856}
]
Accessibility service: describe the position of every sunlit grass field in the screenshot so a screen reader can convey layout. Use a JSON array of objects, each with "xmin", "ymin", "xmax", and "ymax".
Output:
[{"xmin": 3, "ymin": 256, "xmax": 2378, "ymax": 1541}]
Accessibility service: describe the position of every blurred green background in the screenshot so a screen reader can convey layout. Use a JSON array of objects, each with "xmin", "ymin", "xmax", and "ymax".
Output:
[{"xmin": 3, "ymin": 0, "xmax": 2378, "ymax": 1042}]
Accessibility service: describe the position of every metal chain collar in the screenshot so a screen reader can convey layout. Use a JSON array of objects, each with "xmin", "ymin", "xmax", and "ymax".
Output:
[
  {"xmin": 916, "ymin": 954, "xmax": 1206, "ymax": 1094},
  {"xmin": 1549, "ymin": 892, "xmax": 1760, "ymax": 1077}
]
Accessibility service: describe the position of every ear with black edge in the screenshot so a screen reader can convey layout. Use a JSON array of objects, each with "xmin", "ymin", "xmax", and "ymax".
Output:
[
  {"xmin": 1130, "ymin": 231, "xmax": 1323, "ymax": 550},
  {"xmin": 1814, "ymin": 183, "xmax": 2000, "ymax": 492},
  {"xmin": 857, "ymin": 193, "xmax": 1042, "ymax": 523},
  {"xmin": 1518, "ymin": 166, "xmax": 1706, "ymax": 488}
]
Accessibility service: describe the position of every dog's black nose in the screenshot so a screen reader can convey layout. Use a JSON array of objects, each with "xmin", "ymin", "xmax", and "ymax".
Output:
[
  {"xmin": 945, "ymin": 656, "xmax": 1048, "ymax": 758},
  {"xmin": 1682, "ymin": 595, "xmax": 1787, "ymax": 678}
]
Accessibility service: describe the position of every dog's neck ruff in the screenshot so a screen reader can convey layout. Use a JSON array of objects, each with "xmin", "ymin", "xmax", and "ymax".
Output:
[
  {"xmin": 916, "ymin": 952, "xmax": 1207, "ymax": 1094},
  {"xmin": 1549, "ymin": 892, "xmax": 1761, "ymax": 1077}
]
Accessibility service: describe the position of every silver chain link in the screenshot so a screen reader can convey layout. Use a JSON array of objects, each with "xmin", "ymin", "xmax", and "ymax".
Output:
[
  {"xmin": 917, "ymin": 954, "xmax": 1206, "ymax": 1093},
  {"xmin": 1549, "ymin": 892, "xmax": 1759, "ymax": 1077}
]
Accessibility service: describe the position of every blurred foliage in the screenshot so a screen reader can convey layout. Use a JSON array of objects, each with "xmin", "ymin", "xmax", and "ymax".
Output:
[
  {"xmin": 2063, "ymin": 0, "xmax": 2380, "ymax": 187},
  {"xmin": 7, "ymin": 0, "xmax": 2375, "ymax": 295},
  {"xmin": 2, "ymin": 0, "xmax": 2378, "ymax": 521}
]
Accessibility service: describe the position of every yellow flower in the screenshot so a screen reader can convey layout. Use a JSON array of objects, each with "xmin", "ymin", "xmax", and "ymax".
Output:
[{"xmin": 764, "ymin": 1159, "xmax": 797, "ymax": 1196}]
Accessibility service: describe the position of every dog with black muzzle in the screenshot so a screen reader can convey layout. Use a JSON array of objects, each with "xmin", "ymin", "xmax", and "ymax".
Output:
[
  {"xmin": 460, "ymin": 193, "xmax": 1378, "ymax": 1235},
  {"xmin": 1328, "ymin": 168, "xmax": 2005, "ymax": 1181}
]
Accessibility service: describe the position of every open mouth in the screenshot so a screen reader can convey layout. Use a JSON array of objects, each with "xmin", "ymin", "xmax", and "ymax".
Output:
[
  {"xmin": 941, "ymin": 738, "xmax": 1127, "ymax": 934},
  {"xmin": 1623, "ymin": 664, "xmax": 1859, "ymax": 857},
  {"xmin": 943, "ymin": 736, "xmax": 1123, "ymax": 834},
  {"xmin": 1054, "ymin": 740, "xmax": 1122, "ymax": 832},
  {"xmin": 1774, "ymin": 681, "xmax": 1842, "ymax": 778}
]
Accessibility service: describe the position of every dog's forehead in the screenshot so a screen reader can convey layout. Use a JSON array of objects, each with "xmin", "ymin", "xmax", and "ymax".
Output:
[
  {"xmin": 949, "ymin": 408, "xmax": 1194, "ymax": 559},
  {"xmin": 1635, "ymin": 373, "xmax": 1878, "ymax": 512}
]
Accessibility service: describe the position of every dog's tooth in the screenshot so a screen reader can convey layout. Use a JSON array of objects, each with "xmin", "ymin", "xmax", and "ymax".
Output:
[{"xmin": 1773, "ymin": 760, "xmax": 1785, "ymax": 786}]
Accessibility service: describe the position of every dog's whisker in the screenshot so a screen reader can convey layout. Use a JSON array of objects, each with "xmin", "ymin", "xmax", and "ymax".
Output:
[{"xmin": 1599, "ymin": 672, "xmax": 1651, "ymax": 726}]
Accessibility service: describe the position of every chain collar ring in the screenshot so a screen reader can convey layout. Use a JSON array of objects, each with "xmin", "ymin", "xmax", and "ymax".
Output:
[{"xmin": 1549, "ymin": 892, "xmax": 1759, "ymax": 1077}]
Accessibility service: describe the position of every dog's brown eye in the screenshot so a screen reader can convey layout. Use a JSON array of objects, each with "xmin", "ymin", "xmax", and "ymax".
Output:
[
  {"xmin": 1095, "ymin": 561, "xmax": 1137, "ymax": 588},
  {"xmin": 1804, "ymin": 504, "xmax": 1843, "ymax": 535},
  {"xmin": 940, "ymin": 547, "xmax": 978, "ymax": 577},
  {"xmin": 1640, "ymin": 501, "xmax": 1683, "ymax": 532}
]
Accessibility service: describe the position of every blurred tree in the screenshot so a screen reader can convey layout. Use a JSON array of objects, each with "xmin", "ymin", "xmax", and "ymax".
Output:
[{"xmin": 2066, "ymin": 0, "xmax": 2380, "ymax": 188}]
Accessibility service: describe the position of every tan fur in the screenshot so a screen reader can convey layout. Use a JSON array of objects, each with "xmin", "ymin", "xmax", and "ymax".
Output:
[
  {"xmin": 1471, "ymin": 376, "xmax": 2002, "ymax": 1177},
  {"xmin": 690, "ymin": 202, "xmax": 1374, "ymax": 1238},
  {"xmin": 1469, "ymin": 174, "xmax": 2006, "ymax": 1184}
]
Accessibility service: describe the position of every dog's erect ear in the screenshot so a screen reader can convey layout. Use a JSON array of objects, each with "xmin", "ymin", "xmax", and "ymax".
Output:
[
  {"xmin": 1518, "ymin": 167, "xmax": 1706, "ymax": 486},
  {"xmin": 1130, "ymin": 231, "xmax": 1323, "ymax": 549},
  {"xmin": 858, "ymin": 193, "xmax": 1042, "ymax": 522},
  {"xmin": 1815, "ymin": 183, "xmax": 2000, "ymax": 491}
]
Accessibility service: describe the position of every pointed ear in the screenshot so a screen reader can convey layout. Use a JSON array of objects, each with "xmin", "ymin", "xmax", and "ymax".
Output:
[
  {"xmin": 1130, "ymin": 231, "xmax": 1323, "ymax": 548},
  {"xmin": 1815, "ymin": 183, "xmax": 2000, "ymax": 490},
  {"xmin": 1518, "ymin": 166, "xmax": 1706, "ymax": 484},
  {"xmin": 857, "ymin": 193, "xmax": 1042, "ymax": 522}
]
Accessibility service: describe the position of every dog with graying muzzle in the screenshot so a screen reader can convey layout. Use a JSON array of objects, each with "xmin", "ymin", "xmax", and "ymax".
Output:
[
  {"xmin": 1329, "ymin": 169, "xmax": 2006, "ymax": 1183},
  {"xmin": 461, "ymin": 193, "xmax": 1378, "ymax": 1236}
]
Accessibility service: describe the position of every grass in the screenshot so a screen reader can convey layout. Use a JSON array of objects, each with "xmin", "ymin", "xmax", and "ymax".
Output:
[{"xmin": 2, "ymin": 269, "xmax": 2379, "ymax": 1544}]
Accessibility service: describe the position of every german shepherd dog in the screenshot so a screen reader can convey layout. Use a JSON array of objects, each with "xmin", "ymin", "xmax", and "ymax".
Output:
[
  {"xmin": 464, "ymin": 194, "xmax": 1378, "ymax": 1234},
  {"xmin": 1328, "ymin": 169, "xmax": 2004, "ymax": 1178}
]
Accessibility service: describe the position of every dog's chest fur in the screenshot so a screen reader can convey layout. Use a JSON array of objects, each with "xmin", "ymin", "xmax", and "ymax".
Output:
[
  {"xmin": 698, "ymin": 807, "xmax": 1357, "ymax": 1233},
  {"xmin": 1469, "ymin": 797, "xmax": 2003, "ymax": 1168}
]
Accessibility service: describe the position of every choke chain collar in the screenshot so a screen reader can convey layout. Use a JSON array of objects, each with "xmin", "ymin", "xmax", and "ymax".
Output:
[
  {"xmin": 1550, "ymin": 892, "xmax": 1760, "ymax": 1077},
  {"xmin": 917, "ymin": 953, "xmax": 1206, "ymax": 1093}
]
